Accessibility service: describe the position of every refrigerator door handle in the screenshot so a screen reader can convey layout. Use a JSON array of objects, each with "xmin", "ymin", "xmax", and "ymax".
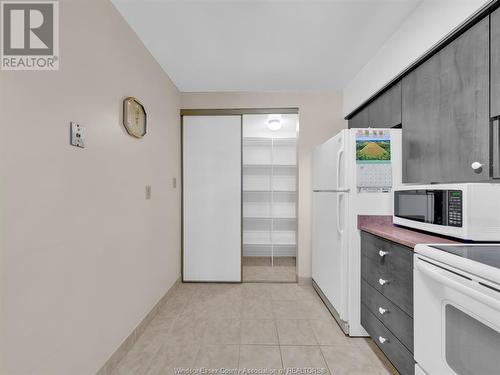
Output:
[
  {"xmin": 336, "ymin": 145, "xmax": 344, "ymax": 190},
  {"xmin": 337, "ymin": 193, "xmax": 344, "ymax": 235}
]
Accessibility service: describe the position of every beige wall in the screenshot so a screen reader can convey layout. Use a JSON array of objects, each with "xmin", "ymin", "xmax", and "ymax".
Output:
[
  {"xmin": 0, "ymin": 1, "xmax": 181, "ymax": 374},
  {"xmin": 181, "ymin": 92, "xmax": 346, "ymax": 280}
]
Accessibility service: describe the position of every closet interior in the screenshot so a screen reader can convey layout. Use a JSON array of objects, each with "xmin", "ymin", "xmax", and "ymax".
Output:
[{"xmin": 242, "ymin": 113, "xmax": 298, "ymax": 282}]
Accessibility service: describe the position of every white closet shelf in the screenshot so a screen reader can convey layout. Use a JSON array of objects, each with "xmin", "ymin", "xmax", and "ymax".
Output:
[
  {"xmin": 242, "ymin": 216, "xmax": 296, "ymax": 221},
  {"xmin": 243, "ymin": 204, "xmax": 296, "ymax": 218},
  {"xmin": 243, "ymin": 242, "xmax": 297, "ymax": 246},
  {"xmin": 243, "ymin": 244, "xmax": 296, "ymax": 257},
  {"xmin": 243, "ymin": 191, "xmax": 297, "ymax": 202},
  {"xmin": 243, "ymin": 216, "xmax": 297, "ymax": 220},
  {"xmin": 243, "ymin": 164, "xmax": 297, "ymax": 168},
  {"xmin": 243, "ymin": 189, "xmax": 296, "ymax": 193},
  {"xmin": 243, "ymin": 243, "xmax": 296, "ymax": 247},
  {"xmin": 242, "ymin": 165, "xmax": 297, "ymax": 177},
  {"xmin": 243, "ymin": 228, "xmax": 296, "ymax": 233},
  {"xmin": 243, "ymin": 240, "xmax": 296, "ymax": 246},
  {"xmin": 243, "ymin": 137, "xmax": 297, "ymax": 146}
]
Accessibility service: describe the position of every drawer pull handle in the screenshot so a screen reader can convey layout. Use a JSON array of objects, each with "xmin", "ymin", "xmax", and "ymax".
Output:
[
  {"xmin": 378, "ymin": 250, "xmax": 389, "ymax": 257},
  {"xmin": 378, "ymin": 307, "xmax": 388, "ymax": 315},
  {"xmin": 378, "ymin": 278, "xmax": 388, "ymax": 286},
  {"xmin": 378, "ymin": 336, "xmax": 388, "ymax": 344}
]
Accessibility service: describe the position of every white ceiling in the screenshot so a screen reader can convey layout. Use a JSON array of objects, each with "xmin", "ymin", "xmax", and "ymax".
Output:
[{"xmin": 112, "ymin": 0, "xmax": 422, "ymax": 92}]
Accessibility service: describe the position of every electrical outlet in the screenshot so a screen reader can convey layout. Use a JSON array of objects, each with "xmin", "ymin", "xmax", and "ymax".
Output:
[
  {"xmin": 70, "ymin": 122, "xmax": 84, "ymax": 148},
  {"xmin": 145, "ymin": 185, "xmax": 152, "ymax": 200}
]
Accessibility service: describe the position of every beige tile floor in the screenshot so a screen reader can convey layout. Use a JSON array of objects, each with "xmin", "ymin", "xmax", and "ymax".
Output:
[
  {"xmin": 111, "ymin": 283, "xmax": 398, "ymax": 375},
  {"xmin": 242, "ymin": 257, "xmax": 297, "ymax": 282}
]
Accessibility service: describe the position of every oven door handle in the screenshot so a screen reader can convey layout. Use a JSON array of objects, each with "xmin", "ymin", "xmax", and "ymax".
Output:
[{"xmin": 416, "ymin": 258, "xmax": 500, "ymax": 311}]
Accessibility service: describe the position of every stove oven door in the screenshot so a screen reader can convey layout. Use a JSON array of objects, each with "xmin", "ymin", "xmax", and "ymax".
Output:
[{"xmin": 414, "ymin": 255, "xmax": 500, "ymax": 375}]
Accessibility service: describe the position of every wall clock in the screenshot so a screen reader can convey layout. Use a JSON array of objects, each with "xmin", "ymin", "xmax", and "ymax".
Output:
[{"xmin": 123, "ymin": 97, "xmax": 147, "ymax": 138}]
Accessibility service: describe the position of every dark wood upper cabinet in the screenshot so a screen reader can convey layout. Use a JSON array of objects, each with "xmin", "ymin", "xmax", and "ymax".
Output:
[
  {"xmin": 368, "ymin": 81, "xmax": 402, "ymax": 128},
  {"xmin": 491, "ymin": 8, "xmax": 500, "ymax": 118},
  {"xmin": 348, "ymin": 106, "xmax": 369, "ymax": 128},
  {"xmin": 348, "ymin": 81, "xmax": 402, "ymax": 129},
  {"xmin": 402, "ymin": 17, "xmax": 490, "ymax": 184}
]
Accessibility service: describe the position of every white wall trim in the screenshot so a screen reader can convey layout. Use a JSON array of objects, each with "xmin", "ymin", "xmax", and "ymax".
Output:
[{"xmin": 95, "ymin": 278, "xmax": 181, "ymax": 375}]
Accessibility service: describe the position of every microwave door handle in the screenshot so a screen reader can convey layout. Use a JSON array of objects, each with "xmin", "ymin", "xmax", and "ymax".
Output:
[
  {"xmin": 426, "ymin": 192, "xmax": 434, "ymax": 223},
  {"xmin": 430, "ymin": 191, "xmax": 439, "ymax": 224},
  {"xmin": 493, "ymin": 119, "xmax": 500, "ymax": 179},
  {"xmin": 416, "ymin": 258, "xmax": 500, "ymax": 311}
]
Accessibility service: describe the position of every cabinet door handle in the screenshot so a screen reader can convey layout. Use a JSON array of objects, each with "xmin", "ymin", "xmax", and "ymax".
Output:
[
  {"xmin": 378, "ymin": 278, "xmax": 388, "ymax": 286},
  {"xmin": 378, "ymin": 307, "xmax": 388, "ymax": 315},
  {"xmin": 378, "ymin": 250, "xmax": 389, "ymax": 257},
  {"xmin": 378, "ymin": 336, "xmax": 388, "ymax": 344},
  {"xmin": 471, "ymin": 162, "xmax": 483, "ymax": 173}
]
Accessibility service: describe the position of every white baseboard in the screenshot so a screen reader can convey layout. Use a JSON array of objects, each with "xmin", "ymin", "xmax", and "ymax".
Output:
[
  {"xmin": 95, "ymin": 277, "xmax": 181, "ymax": 375},
  {"xmin": 297, "ymin": 277, "xmax": 312, "ymax": 285}
]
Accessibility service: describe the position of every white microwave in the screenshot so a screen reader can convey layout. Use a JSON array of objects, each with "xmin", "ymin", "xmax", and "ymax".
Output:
[{"xmin": 393, "ymin": 183, "xmax": 500, "ymax": 241}]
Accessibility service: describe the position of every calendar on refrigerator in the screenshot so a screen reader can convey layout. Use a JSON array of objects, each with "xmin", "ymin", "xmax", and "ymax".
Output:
[{"xmin": 356, "ymin": 130, "xmax": 392, "ymax": 192}]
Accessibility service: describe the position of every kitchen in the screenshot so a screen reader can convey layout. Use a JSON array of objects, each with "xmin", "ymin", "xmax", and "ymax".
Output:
[
  {"xmin": 182, "ymin": 2, "xmax": 500, "ymax": 373},
  {"xmin": 312, "ymin": 3, "xmax": 500, "ymax": 374},
  {"xmin": 2, "ymin": 1, "xmax": 500, "ymax": 375}
]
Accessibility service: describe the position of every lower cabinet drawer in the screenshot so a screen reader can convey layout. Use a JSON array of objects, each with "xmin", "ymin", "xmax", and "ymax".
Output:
[
  {"xmin": 361, "ymin": 304, "xmax": 415, "ymax": 375},
  {"xmin": 361, "ymin": 232, "xmax": 413, "ymax": 316},
  {"xmin": 361, "ymin": 279, "xmax": 414, "ymax": 353}
]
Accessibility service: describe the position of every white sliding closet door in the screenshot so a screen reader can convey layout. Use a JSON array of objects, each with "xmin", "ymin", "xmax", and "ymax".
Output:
[{"xmin": 183, "ymin": 115, "xmax": 242, "ymax": 282}]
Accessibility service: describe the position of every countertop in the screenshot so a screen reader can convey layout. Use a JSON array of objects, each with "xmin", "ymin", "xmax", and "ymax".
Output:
[{"xmin": 358, "ymin": 215, "xmax": 459, "ymax": 249}]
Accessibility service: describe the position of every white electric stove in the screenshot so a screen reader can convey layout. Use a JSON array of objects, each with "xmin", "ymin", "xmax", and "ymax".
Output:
[{"xmin": 414, "ymin": 243, "xmax": 500, "ymax": 375}]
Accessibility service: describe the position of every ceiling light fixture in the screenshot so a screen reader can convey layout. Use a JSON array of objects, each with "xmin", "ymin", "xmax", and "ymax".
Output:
[{"xmin": 267, "ymin": 114, "xmax": 282, "ymax": 131}]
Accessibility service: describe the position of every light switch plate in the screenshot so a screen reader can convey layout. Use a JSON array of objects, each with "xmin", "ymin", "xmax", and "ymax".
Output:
[
  {"xmin": 70, "ymin": 122, "xmax": 84, "ymax": 148},
  {"xmin": 172, "ymin": 177, "xmax": 177, "ymax": 188},
  {"xmin": 145, "ymin": 185, "xmax": 152, "ymax": 200}
]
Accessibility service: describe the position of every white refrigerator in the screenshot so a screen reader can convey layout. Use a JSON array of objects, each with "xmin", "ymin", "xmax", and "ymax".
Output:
[{"xmin": 312, "ymin": 128, "xmax": 401, "ymax": 336}]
